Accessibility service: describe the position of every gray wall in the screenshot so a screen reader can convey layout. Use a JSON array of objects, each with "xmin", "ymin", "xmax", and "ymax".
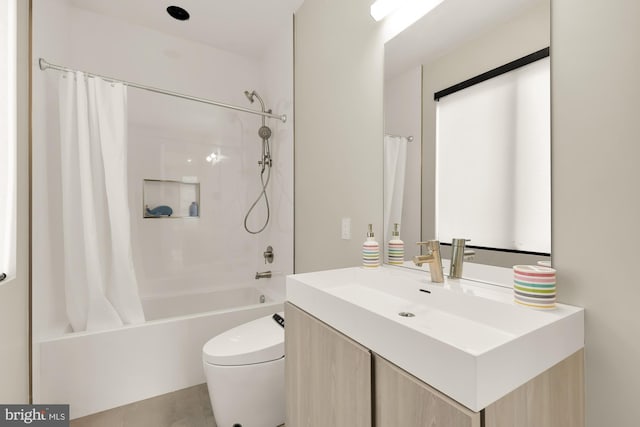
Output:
[
  {"xmin": 0, "ymin": 0, "xmax": 30, "ymax": 402},
  {"xmin": 295, "ymin": 0, "xmax": 640, "ymax": 424},
  {"xmin": 294, "ymin": 0, "xmax": 384, "ymax": 273},
  {"xmin": 553, "ymin": 0, "xmax": 640, "ymax": 425}
]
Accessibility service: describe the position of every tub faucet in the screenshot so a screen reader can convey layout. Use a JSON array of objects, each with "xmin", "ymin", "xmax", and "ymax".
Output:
[
  {"xmin": 449, "ymin": 238, "xmax": 476, "ymax": 279},
  {"xmin": 412, "ymin": 240, "xmax": 444, "ymax": 283},
  {"xmin": 255, "ymin": 271, "xmax": 272, "ymax": 279}
]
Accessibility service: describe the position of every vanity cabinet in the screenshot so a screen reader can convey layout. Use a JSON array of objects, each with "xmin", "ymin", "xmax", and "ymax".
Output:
[
  {"xmin": 374, "ymin": 354, "xmax": 480, "ymax": 427},
  {"xmin": 285, "ymin": 301, "xmax": 371, "ymax": 427},
  {"xmin": 285, "ymin": 302, "xmax": 476, "ymax": 427},
  {"xmin": 484, "ymin": 350, "xmax": 585, "ymax": 427},
  {"xmin": 285, "ymin": 302, "xmax": 584, "ymax": 427}
]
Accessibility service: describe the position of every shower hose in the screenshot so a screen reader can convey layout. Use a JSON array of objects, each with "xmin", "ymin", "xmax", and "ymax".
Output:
[{"xmin": 243, "ymin": 137, "xmax": 272, "ymax": 234}]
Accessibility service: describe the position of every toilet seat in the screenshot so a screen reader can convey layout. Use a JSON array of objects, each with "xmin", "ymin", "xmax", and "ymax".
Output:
[{"xmin": 203, "ymin": 312, "xmax": 284, "ymax": 366}]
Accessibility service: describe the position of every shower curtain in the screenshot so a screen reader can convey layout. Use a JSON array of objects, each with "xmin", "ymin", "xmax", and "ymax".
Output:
[
  {"xmin": 0, "ymin": 105, "xmax": 15, "ymax": 281},
  {"xmin": 384, "ymin": 135, "xmax": 408, "ymax": 247},
  {"xmin": 58, "ymin": 71, "xmax": 145, "ymax": 332}
]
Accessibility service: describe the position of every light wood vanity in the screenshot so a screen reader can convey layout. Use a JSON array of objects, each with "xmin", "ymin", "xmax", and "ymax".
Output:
[
  {"xmin": 286, "ymin": 301, "xmax": 371, "ymax": 427},
  {"xmin": 285, "ymin": 302, "xmax": 584, "ymax": 427}
]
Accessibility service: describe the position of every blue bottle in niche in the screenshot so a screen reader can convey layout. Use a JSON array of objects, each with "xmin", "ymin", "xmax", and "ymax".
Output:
[{"xmin": 189, "ymin": 201, "xmax": 199, "ymax": 217}]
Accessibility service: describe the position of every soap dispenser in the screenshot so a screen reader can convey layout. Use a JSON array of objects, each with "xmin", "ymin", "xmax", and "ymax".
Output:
[
  {"xmin": 388, "ymin": 223, "xmax": 404, "ymax": 265},
  {"xmin": 362, "ymin": 224, "xmax": 380, "ymax": 268}
]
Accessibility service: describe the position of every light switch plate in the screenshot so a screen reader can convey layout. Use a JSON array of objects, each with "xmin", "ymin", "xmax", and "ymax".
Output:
[{"xmin": 341, "ymin": 217, "xmax": 351, "ymax": 240}]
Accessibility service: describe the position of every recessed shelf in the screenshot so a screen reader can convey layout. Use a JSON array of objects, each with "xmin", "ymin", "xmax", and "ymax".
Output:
[{"xmin": 143, "ymin": 179, "xmax": 200, "ymax": 219}]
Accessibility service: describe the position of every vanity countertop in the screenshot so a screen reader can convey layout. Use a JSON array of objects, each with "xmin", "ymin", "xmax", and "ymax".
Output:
[{"xmin": 286, "ymin": 265, "xmax": 584, "ymax": 412}]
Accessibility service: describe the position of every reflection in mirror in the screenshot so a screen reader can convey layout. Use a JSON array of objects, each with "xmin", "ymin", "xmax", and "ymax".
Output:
[
  {"xmin": 436, "ymin": 51, "xmax": 550, "ymax": 253},
  {"xmin": 383, "ymin": 0, "xmax": 551, "ymax": 271},
  {"xmin": 384, "ymin": 66, "xmax": 422, "ymax": 261}
]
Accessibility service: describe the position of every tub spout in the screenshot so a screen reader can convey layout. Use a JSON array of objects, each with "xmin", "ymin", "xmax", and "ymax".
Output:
[{"xmin": 255, "ymin": 271, "xmax": 272, "ymax": 279}]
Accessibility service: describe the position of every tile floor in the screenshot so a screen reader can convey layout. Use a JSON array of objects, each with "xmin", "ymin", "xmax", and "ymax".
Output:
[
  {"xmin": 70, "ymin": 384, "xmax": 286, "ymax": 427},
  {"xmin": 70, "ymin": 384, "xmax": 216, "ymax": 427}
]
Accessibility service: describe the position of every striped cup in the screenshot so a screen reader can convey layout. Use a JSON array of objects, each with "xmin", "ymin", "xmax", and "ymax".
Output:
[{"xmin": 513, "ymin": 265, "xmax": 556, "ymax": 309}]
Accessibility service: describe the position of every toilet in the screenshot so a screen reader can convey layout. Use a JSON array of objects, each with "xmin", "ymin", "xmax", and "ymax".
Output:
[{"xmin": 203, "ymin": 312, "xmax": 285, "ymax": 427}]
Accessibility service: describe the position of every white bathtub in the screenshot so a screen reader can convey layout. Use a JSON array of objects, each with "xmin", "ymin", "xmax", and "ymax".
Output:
[{"xmin": 36, "ymin": 286, "xmax": 282, "ymax": 419}]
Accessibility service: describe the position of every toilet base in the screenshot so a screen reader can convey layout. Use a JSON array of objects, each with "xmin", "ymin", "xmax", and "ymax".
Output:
[{"xmin": 204, "ymin": 357, "xmax": 285, "ymax": 427}]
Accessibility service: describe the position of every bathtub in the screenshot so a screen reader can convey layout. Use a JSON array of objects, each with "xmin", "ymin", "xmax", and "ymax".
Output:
[{"xmin": 36, "ymin": 286, "xmax": 283, "ymax": 419}]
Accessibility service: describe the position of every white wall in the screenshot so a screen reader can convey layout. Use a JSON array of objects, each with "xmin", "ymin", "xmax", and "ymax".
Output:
[
  {"xmin": 32, "ymin": 0, "xmax": 293, "ymax": 341},
  {"xmin": 384, "ymin": 66, "xmax": 422, "ymax": 259},
  {"xmin": 0, "ymin": 0, "xmax": 30, "ymax": 403},
  {"xmin": 294, "ymin": 0, "xmax": 384, "ymax": 273},
  {"xmin": 552, "ymin": 0, "xmax": 640, "ymax": 425}
]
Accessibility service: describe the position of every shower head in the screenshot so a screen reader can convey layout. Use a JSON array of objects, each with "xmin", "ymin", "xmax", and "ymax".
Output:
[
  {"xmin": 244, "ymin": 90, "xmax": 256, "ymax": 103},
  {"xmin": 244, "ymin": 89, "xmax": 265, "ymax": 113},
  {"xmin": 258, "ymin": 125, "xmax": 272, "ymax": 140}
]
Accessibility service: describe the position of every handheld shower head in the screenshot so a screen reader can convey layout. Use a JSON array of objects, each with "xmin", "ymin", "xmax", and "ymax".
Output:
[{"xmin": 258, "ymin": 125, "xmax": 272, "ymax": 140}]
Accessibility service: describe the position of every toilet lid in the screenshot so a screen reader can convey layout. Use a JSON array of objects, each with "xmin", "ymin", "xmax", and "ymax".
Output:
[{"xmin": 203, "ymin": 312, "xmax": 285, "ymax": 366}]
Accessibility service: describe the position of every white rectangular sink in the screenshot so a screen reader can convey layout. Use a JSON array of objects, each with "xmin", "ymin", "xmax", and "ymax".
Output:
[{"xmin": 286, "ymin": 266, "xmax": 584, "ymax": 412}]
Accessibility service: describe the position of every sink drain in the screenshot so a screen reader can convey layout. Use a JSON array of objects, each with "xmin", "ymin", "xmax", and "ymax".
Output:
[{"xmin": 398, "ymin": 312, "xmax": 415, "ymax": 318}]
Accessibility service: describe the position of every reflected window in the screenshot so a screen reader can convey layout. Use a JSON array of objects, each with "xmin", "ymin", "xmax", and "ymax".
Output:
[{"xmin": 436, "ymin": 54, "xmax": 550, "ymax": 254}]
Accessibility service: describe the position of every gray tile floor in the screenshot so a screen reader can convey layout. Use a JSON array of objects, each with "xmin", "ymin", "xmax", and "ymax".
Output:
[{"xmin": 70, "ymin": 384, "xmax": 216, "ymax": 427}]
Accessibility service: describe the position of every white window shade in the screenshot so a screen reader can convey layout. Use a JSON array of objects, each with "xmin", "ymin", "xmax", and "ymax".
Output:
[{"xmin": 436, "ymin": 57, "xmax": 550, "ymax": 253}]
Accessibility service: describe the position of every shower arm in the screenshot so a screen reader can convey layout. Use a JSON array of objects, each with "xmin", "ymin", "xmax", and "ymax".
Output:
[
  {"xmin": 245, "ymin": 90, "xmax": 272, "ymax": 128},
  {"xmin": 255, "ymin": 94, "xmax": 266, "ymax": 128},
  {"xmin": 38, "ymin": 58, "xmax": 287, "ymax": 123}
]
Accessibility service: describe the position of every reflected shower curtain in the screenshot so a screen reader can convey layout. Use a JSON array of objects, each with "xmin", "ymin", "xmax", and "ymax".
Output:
[
  {"xmin": 383, "ymin": 135, "xmax": 408, "ymax": 248},
  {"xmin": 58, "ymin": 71, "xmax": 145, "ymax": 332}
]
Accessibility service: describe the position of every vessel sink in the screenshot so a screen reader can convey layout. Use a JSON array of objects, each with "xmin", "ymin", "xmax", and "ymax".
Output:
[{"xmin": 286, "ymin": 266, "xmax": 584, "ymax": 412}]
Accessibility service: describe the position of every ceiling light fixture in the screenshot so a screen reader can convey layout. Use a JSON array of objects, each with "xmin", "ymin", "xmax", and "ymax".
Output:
[
  {"xmin": 375, "ymin": 0, "xmax": 446, "ymax": 41},
  {"xmin": 371, "ymin": 0, "xmax": 444, "ymax": 26},
  {"xmin": 370, "ymin": 0, "xmax": 411, "ymax": 21}
]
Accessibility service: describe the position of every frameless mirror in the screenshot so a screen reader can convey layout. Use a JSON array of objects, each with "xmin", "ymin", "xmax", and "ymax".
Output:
[{"xmin": 383, "ymin": 0, "xmax": 551, "ymax": 271}]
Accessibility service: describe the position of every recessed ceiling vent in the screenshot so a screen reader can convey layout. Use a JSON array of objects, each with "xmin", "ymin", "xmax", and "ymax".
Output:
[{"xmin": 167, "ymin": 5, "xmax": 190, "ymax": 21}]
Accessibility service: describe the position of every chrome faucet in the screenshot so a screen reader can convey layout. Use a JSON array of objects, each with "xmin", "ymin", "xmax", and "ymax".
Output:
[
  {"xmin": 255, "ymin": 271, "xmax": 272, "ymax": 279},
  {"xmin": 412, "ymin": 240, "xmax": 444, "ymax": 283},
  {"xmin": 449, "ymin": 238, "xmax": 475, "ymax": 279}
]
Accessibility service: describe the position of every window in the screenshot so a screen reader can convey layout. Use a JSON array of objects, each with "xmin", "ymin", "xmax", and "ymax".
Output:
[
  {"xmin": 0, "ymin": 0, "xmax": 16, "ymax": 281},
  {"xmin": 436, "ymin": 53, "xmax": 550, "ymax": 254}
]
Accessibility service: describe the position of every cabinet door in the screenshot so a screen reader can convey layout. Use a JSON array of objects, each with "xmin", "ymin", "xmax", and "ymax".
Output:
[
  {"xmin": 285, "ymin": 302, "xmax": 372, "ymax": 427},
  {"xmin": 484, "ymin": 349, "xmax": 584, "ymax": 427},
  {"xmin": 374, "ymin": 354, "xmax": 480, "ymax": 427}
]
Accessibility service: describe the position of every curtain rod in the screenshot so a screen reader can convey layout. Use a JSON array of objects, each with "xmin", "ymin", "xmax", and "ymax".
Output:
[
  {"xmin": 385, "ymin": 133, "xmax": 414, "ymax": 142},
  {"xmin": 38, "ymin": 58, "xmax": 287, "ymax": 123}
]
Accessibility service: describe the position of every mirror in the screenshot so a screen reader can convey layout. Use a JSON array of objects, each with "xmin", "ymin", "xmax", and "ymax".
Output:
[{"xmin": 383, "ymin": 0, "xmax": 551, "ymax": 271}]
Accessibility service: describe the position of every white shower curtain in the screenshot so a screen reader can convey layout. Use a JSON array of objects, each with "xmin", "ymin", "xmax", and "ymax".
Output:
[
  {"xmin": 384, "ymin": 135, "xmax": 408, "ymax": 246},
  {"xmin": 58, "ymin": 71, "xmax": 145, "ymax": 332}
]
